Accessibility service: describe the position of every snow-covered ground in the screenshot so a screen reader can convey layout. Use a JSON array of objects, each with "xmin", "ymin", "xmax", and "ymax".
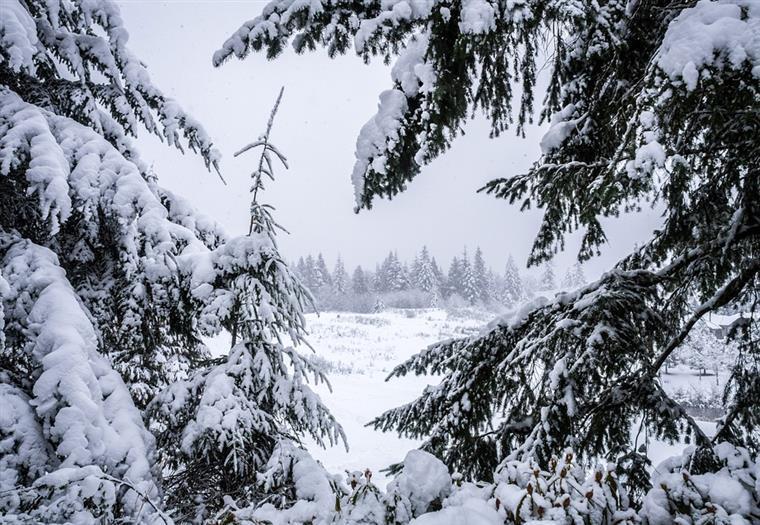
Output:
[
  {"xmin": 293, "ymin": 309, "xmax": 724, "ymax": 485},
  {"xmin": 209, "ymin": 308, "xmax": 725, "ymax": 487},
  {"xmin": 300, "ymin": 309, "xmax": 485, "ymax": 485}
]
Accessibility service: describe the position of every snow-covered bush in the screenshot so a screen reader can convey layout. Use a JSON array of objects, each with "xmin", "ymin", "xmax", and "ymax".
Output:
[
  {"xmin": 380, "ymin": 290, "xmax": 432, "ymax": 310},
  {"xmin": 385, "ymin": 450, "xmax": 451, "ymax": 522},
  {"xmin": 642, "ymin": 443, "xmax": 760, "ymax": 524},
  {"xmin": 219, "ymin": 443, "xmax": 759, "ymax": 525}
]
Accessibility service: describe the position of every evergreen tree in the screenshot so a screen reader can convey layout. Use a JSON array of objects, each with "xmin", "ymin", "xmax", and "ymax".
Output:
[
  {"xmin": 472, "ymin": 247, "xmax": 489, "ymax": 303},
  {"xmin": 0, "ymin": 1, "xmax": 222, "ymax": 520},
  {"xmin": 373, "ymin": 262, "xmax": 385, "ymax": 293},
  {"xmin": 1, "ymin": 237, "xmax": 167, "ymax": 524},
  {"xmin": 486, "ymin": 269, "xmax": 501, "ymax": 309},
  {"xmin": 333, "ymin": 255, "xmax": 349, "ymax": 294},
  {"xmin": 561, "ymin": 267, "xmax": 574, "ymax": 290},
  {"xmin": 502, "ymin": 255, "xmax": 524, "ymax": 307},
  {"xmin": 562, "ymin": 262, "xmax": 587, "ymax": 290},
  {"xmin": 415, "ymin": 247, "xmax": 439, "ymax": 294},
  {"xmin": 386, "ymin": 252, "xmax": 408, "ymax": 291},
  {"xmin": 295, "ymin": 256, "xmax": 309, "ymax": 284},
  {"xmin": 539, "ymin": 261, "xmax": 556, "ymax": 291},
  {"xmin": 445, "ymin": 256, "xmax": 463, "ymax": 299},
  {"xmin": 315, "ymin": 253, "xmax": 332, "ymax": 289},
  {"xmin": 410, "ymin": 252, "xmax": 423, "ymax": 288},
  {"xmin": 375, "ymin": 252, "xmax": 394, "ymax": 293},
  {"xmin": 220, "ymin": 0, "xmax": 760, "ymax": 498},
  {"xmin": 352, "ymin": 265, "xmax": 370, "ymax": 295},
  {"xmin": 303, "ymin": 254, "xmax": 317, "ymax": 290},
  {"xmin": 684, "ymin": 320, "xmax": 730, "ymax": 378},
  {"xmin": 459, "ymin": 248, "xmax": 479, "ymax": 305},
  {"xmin": 147, "ymin": 90, "xmax": 344, "ymax": 520},
  {"xmin": 572, "ymin": 262, "xmax": 587, "ymax": 287},
  {"xmin": 430, "ymin": 257, "xmax": 444, "ymax": 294}
]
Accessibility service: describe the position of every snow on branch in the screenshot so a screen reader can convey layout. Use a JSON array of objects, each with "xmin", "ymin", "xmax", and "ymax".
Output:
[{"xmin": 0, "ymin": 234, "xmax": 167, "ymax": 523}]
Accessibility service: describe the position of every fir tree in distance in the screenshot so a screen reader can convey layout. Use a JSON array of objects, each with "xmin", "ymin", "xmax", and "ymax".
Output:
[
  {"xmin": 472, "ymin": 247, "xmax": 490, "ymax": 304},
  {"xmin": 315, "ymin": 253, "xmax": 332, "ymax": 290},
  {"xmin": 147, "ymin": 89, "xmax": 345, "ymax": 521},
  {"xmin": 459, "ymin": 248, "xmax": 479, "ymax": 305},
  {"xmin": 333, "ymin": 255, "xmax": 349, "ymax": 295},
  {"xmin": 444, "ymin": 255, "xmax": 463, "ymax": 299},
  {"xmin": 562, "ymin": 261, "xmax": 587, "ymax": 290},
  {"xmin": 538, "ymin": 261, "xmax": 556, "ymax": 291},
  {"xmin": 414, "ymin": 246, "xmax": 440, "ymax": 304},
  {"xmin": 502, "ymin": 255, "xmax": 524, "ymax": 307},
  {"xmin": 216, "ymin": 0, "xmax": 760, "ymax": 501},
  {"xmin": 352, "ymin": 265, "xmax": 370, "ymax": 295}
]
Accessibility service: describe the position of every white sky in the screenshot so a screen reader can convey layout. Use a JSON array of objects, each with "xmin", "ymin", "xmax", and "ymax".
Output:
[{"xmin": 117, "ymin": 0, "xmax": 663, "ymax": 278}]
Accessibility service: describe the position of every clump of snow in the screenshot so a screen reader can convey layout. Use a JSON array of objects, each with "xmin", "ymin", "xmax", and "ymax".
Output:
[
  {"xmin": 0, "ymin": 88, "xmax": 72, "ymax": 233},
  {"xmin": 409, "ymin": 498, "xmax": 501, "ymax": 525},
  {"xmin": 246, "ymin": 441, "xmax": 340, "ymax": 525},
  {"xmin": 458, "ymin": 0, "xmax": 497, "ymax": 34},
  {"xmin": 352, "ymin": 89, "xmax": 408, "ymax": 206},
  {"xmin": 0, "ymin": 0, "xmax": 39, "ymax": 73},
  {"xmin": 391, "ymin": 33, "xmax": 436, "ymax": 97},
  {"xmin": 657, "ymin": 0, "xmax": 760, "ymax": 91},
  {"xmin": 490, "ymin": 295, "xmax": 548, "ymax": 331},
  {"xmin": 388, "ymin": 450, "xmax": 451, "ymax": 517},
  {"xmin": 353, "ymin": 0, "xmax": 436, "ymax": 53},
  {"xmin": 539, "ymin": 103, "xmax": 582, "ymax": 154}
]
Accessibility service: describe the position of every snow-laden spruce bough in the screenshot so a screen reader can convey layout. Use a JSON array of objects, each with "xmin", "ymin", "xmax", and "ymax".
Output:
[{"xmin": 1, "ymin": 0, "xmax": 758, "ymax": 524}]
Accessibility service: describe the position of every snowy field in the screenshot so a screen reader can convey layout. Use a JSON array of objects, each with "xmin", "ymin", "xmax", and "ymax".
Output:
[
  {"xmin": 210, "ymin": 309, "xmax": 727, "ymax": 487},
  {"xmin": 300, "ymin": 309, "xmax": 485, "ymax": 485}
]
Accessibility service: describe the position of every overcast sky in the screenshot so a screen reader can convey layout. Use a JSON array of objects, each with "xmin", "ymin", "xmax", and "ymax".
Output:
[{"xmin": 117, "ymin": 0, "xmax": 662, "ymax": 278}]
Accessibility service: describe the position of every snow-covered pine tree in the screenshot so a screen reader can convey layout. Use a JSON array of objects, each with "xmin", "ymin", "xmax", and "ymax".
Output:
[
  {"xmin": 146, "ymin": 90, "xmax": 344, "ymax": 521},
  {"xmin": 0, "ymin": 0, "xmax": 229, "ymax": 520},
  {"xmin": 401, "ymin": 261, "xmax": 413, "ymax": 290},
  {"xmin": 295, "ymin": 256, "xmax": 309, "ymax": 283},
  {"xmin": 410, "ymin": 252, "xmax": 422, "ymax": 288},
  {"xmin": 1, "ymin": 0, "xmax": 226, "ymax": 413},
  {"xmin": 485, "ymin": 269, "xmax": 501, "ymax": 309},
  {"xmin": 472, "ymin": 247, "xmax": 489, "ymax": 304},
  {"xmin": 459, "ymin": 248, "xmax": 479, "ymax": 306},
  {"xmin": 333, "ymin": 255, "xmax": 349, "ymax": 295},
  {"xmin": 684, "ymin": 320, "xmax": 732, "ymax": 378},
  {"xmin": 0, "ymin": 236, "xmax": 169, "ymax": 524},
  {"xmin": 315, "ymin": 253, "xmax": 332, "ymax": 290},
  {"xmin": 375, "ymin": 252, "xmax": 393, "ymax": 293},
  {"xmin": 387, "ymin": 251, "xmax": 408, "ymax": 291},
  {"xmin": 571, "ymin": 262, "xmax": 586, "ymax": 288},
  {"xmin": 444, "ymin": 255, "xmax": 463, "ymax": 299},
  {"xmin": 216, "ymin": 0, "xmax": 760, "ymax": 500},
  {"xmin": 502, "ymin": 255, "xmax": 524, "ymax": 307},
  {"xmin": 415, "ymin": 247, "xmax": 439, "ymax": 295},
  {"xmin": 430, "ymin": 257, "xmax": 444, "ymax": 292},
  {"xmin": 561, "ymin": 267, "xmax": 574, "ymax": 290},
  {"xmin": 538, "ymin": 261, "xmax": 556, "ymax": 291},
  {"xmin": 352, "ymin": 265, "xmax": 370, "ymax": 295},
  {"xmin": 304, "ymin": 254, "xmax": 318, "ymax": 290},
  {"xmin": 562, "ymin": 262, "xmax": 587, "ymax": 290}
]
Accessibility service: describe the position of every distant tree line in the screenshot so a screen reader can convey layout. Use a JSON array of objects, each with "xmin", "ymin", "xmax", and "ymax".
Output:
[{"xmin": 293, "ymin": 247, "xmax": 587, "ymax": 312}]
